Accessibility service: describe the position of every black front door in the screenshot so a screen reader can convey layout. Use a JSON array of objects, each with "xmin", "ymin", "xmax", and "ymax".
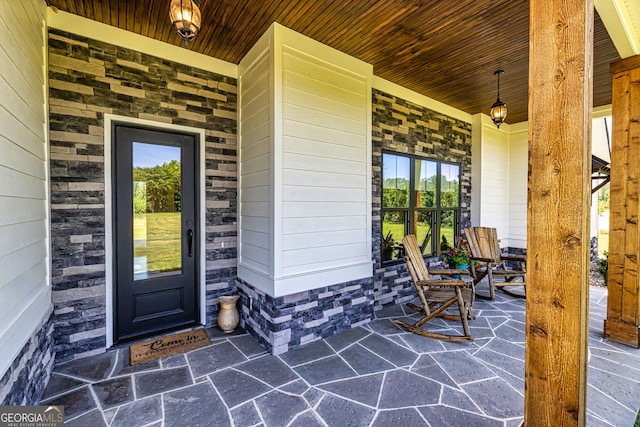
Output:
[{"xmin": 113, "ymin": 123, "xmax": 199, "ymax": 342}]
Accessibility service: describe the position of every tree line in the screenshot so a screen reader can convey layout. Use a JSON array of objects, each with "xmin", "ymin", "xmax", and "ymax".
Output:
[{"xmin": 133, "ymin": 161, "xmax": 181, "ymax": 214}]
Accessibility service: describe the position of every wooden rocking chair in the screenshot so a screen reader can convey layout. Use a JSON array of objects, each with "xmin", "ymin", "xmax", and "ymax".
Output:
[
  {"xmin": 463, "ymin": 226, "xmax": 526, "ymax": 299},
  {"xmin": 393, "ymin": 234, "xmax": 475, "ymax": 342}
]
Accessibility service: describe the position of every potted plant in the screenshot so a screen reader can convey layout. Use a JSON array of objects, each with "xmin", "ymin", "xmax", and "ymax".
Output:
[
  {"xmin": 382, "ymin": 231, "xmax": 395, "ymax": 261},
  {"xmin": 443, "ymin": 246, "xmax": 471, "ymax": 269}
]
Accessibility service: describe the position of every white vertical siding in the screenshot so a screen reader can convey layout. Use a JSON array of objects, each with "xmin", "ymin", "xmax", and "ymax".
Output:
[
  {"xmin": 239, "ymin": 38, "xmax": 273, "ymax": 278},
  {"xmin": 0, "ymin": 0, "xmax": 49, "ymax": 376},
  {"xmin": 508, "ymin": 123, "xmax": 528, "ymax": 249}
]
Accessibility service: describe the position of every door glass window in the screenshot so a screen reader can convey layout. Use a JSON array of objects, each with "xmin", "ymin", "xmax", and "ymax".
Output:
[{"xmin": 132, "ymin": 142, "xmax": 182, "ymax": 280}]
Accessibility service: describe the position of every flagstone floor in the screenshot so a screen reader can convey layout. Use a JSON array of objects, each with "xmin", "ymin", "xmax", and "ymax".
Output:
[{"xmin": 39, "ymin": 286, "xmax": 640, "ymax": 427}]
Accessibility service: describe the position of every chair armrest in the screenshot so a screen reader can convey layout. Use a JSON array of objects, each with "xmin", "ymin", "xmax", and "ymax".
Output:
[
  {"xmin": 469, "ymin": 256, "xmax": 494, "ymax": 262},
  {"xmin": 429, "ymin": 269, "xmax": 470, "ymax": 276},
  {"xmin": 416, "ymin": 279, "xmax": 467, "ymax": 287},
  {"xmin": 502, "ymin": 254, "xmax": 526, "ymax": 262}
]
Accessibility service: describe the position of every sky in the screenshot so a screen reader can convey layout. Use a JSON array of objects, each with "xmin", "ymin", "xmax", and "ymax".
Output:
[
  {"xmin": 383, "ymin": 153, "xmax": 459, "ymax": 185},
  {"xmin": 133, "ymin": 142, "xmax": 181, "ymax": 168}
]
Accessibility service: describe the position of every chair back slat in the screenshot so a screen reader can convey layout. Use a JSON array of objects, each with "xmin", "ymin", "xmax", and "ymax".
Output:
[
  {"xmin": 487, "ymin": 227, "xmax": 502, "ymax": 261},
  {"xmin": 464, "ymin": 227, "xmax": 482, "ymax": 259},
  {"xmin": 464, "ymin": 227, "xmax": 501, "ymax": 262},
  {"xmin": 402, "ymin": 234, "xmax": 431, "ymax": 281}
]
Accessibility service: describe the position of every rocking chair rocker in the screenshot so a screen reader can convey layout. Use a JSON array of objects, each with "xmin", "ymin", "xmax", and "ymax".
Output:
[{"xmin": 393, "ymin": 234, "xmax": 475, "ymax": 343}]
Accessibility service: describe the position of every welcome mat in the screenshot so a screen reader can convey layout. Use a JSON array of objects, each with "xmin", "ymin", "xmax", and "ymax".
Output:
[{"xmin": 130, "ymin": 329, "xmax": 211, "ymax": 365}]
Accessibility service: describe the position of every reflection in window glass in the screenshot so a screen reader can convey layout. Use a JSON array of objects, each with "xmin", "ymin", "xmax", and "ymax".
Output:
[
  {"xmin": 382, "ymin": 211, "xmax": 405, "ymax": 262},
  {"xmin": 383, "ymin": 153, "xmax": 410, "ymax": 208},
  {"xmin": 440, "ymin": 210, "xmax": 456, "ymax": 250},
  {"xmin": 415, "ymin": 159, "xmax": 437, "ymax": 208},
  {"xmin": 132, "ymin": 142, "xmax": 182, "ymax": 281},
  {"xmin": 415, "ymin": 210, "xmax": 434, "ymax": 255},
  {"xmin": 440, "ymin": 163, "xmax": 460, "ymax": 208}
]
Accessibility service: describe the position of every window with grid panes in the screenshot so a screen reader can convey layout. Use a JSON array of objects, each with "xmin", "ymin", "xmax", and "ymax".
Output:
[{"xmin": 381, "ymin": 152, "xmax": 461, "ymax": 263}]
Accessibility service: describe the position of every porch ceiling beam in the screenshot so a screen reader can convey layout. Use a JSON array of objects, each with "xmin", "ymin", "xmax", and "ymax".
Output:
[
  {"xmin": 526, "ymin": 0, "xmax": 592, "ymax": 425},
  {"xmin": 591, "ymin": 177, "xmax": 611, "ymax": 194},
  {"xmin": 595, "ymin": 0, "xmax": 640, "ymax": 58}
]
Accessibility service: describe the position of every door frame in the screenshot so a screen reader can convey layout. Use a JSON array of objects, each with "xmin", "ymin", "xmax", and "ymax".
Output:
[{"xmin": 104, "ymin": 114, "xmax": 206, "ymax": 347}]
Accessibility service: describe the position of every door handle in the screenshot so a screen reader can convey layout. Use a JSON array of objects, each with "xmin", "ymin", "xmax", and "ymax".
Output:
[{"xmin": 187, "ymin": 229, "xmax": 193, "ymax": 258}]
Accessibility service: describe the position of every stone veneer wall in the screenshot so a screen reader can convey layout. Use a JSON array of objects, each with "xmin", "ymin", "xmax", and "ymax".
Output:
[
  {"xmin": 0, "ymin": 310, "xmax": 55, "ymax": 405},
  {"xmin": 48, "ymin": 29, "xmax": 237, "ymax": 362},
  {"xmin": 237, "ymin": 278, "xmax": 374, "ymax": 355},
  {"xmin": 371, "ymin": 89, "xmax": 473, "ymax": 309}
]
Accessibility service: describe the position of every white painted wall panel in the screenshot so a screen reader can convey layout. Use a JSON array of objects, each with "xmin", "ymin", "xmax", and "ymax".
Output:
[
  {"xmin": 283, "ymin": 152, "xmax": 367, "ymax": 176},
  {"xmin": 283, "ymin": 243, "xmax": 367, "ymax": 268},
  {"xmin": 0, "ymin": 107, "xmax": 44, "ymax": 157},
  {"xmin": 283, "ymin": 136, "xmax": 365, "ymax": 161},
  {"xmin": 241, "ymin": 153, "xmax": 270, "ymax": 175},
  {"xmin": 0, "ymin": 165, "xmax": 46, "ymax": 199},
  {"xmin": 508, "ymin": 124, "xmax": 529, "ymax": 248},
  {"xmin": 284, "ymin": 120, "xmax": 367, "ymax": 148},
  {"xmin": 283, "ymin": 169, "xmax": 367, "ymax": 189},
  {"xmin": 283, "ymin": 186, "xmax": 367, "ymax": 202},
  {"xmin": 241, "ymin": 186, "xmax": 269, "ymax": 202},
  {"xmin": 241, "ymin": 230, "xmax": 270, "ymax": 248},
  {"xmin": 0, "ymin": 135, "xmax": 46, "ymax": 178},
  {"xmin": 0, "ymin": 0, "xmax": 49, "ymax": 379},
  {"xmin": 282, "ymin": 101, "xmax": 366, "ymax": 134},
  {"xmin": 238, "ymin": 23, "xmax": 372, "ymax": 296},
  {"xmin": 283, "ymin": 229, "xmax": 367, "ymax": 250},
  {"xmin": 0, "ymin": 261, "xmax": 47, "ymax": 336},
  {"xmin": 241, "ymin": 201, "xmax": 270, "ymax": 217},
  {"xmin": 238, "ymin": 41, "xmax": 273, "ymax": 279},
  {"xmin": 241, "ymin": 103, "xmax": 270, "ymax": 135},
  {"xmin": 242, "ymin": 216, "xmax": 270, "ymax": 233},
  {"xmin": 470, "ymin": 115, "xmax": 511, "ymax": 246},
  {"xmin": 240, "ymin": 243, "xmax": 270, "ymax": 267},
  {"xmin": 480, "ymin": 126, "xmax": 510, "ymax": 241},
  {"xmin": 282, "ymin": 50, "xmax": 368, "ymax": 99},
  {"xmin": 0, "ymin": 242, "xmax": 46, "ymax": 291},
  {"xmin": 241, "ymin": 170, "xmax": 270, "ymax": 189},
  {"xmin": 280, "ymin": 42, "xmax": 370, "ymax": 278},
  {"xmin": 0, "ymin": 220, "xmax": 46, "ymax": 259},
  {"xmin": 0, "ymin": 197, "xmax": 46, "ymax": 226},
  {"xmin": 283, "ymin": 202, "xmax": 366, "ymax": 218},
  {"xmin": 283, "ymin": 216, "xmax": 367, "ymax": 234}
]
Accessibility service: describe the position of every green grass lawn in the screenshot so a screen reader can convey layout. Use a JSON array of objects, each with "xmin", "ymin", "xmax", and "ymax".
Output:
[
  {"xmin": 383, "ymin": 220, "xmax": 454, "ymax": 259},
  {"xmin": 134, "ymin": 212, "xmax": 182, "ymax": 273}
]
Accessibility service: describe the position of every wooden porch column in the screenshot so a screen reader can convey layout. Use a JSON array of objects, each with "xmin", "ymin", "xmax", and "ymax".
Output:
[
  {"xmin": 605, "ymin": 55, "xmax": 640, "ymax": 348},
  {"xmin": 526, "ymin": 0, "xmax": 593, "ymax": 425}
]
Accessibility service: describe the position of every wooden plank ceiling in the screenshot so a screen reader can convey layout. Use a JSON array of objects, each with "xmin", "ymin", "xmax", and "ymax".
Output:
[{"xmin": 46, "ymin": 0, "xmax": 620, "ymax": 124}]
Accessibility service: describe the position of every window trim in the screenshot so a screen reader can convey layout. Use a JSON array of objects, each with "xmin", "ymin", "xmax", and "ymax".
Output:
[{"xmin": 381, "ymin": 150, "xmax": 462, "ymax": 264}]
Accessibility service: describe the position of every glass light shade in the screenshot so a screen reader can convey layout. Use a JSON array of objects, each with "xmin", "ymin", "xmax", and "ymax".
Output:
[
  {"xmin": 490, "ymin": 100, "xmax": 507, "ymax": 128},
  {"xmin": 169, "ymin": 0, "xmax": 201, "ymax": 46}
]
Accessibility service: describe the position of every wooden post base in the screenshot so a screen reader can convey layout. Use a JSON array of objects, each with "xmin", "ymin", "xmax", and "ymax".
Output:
[{"xmin": 603, "ymin": 320, "xmax": 640, "ymax": 348}]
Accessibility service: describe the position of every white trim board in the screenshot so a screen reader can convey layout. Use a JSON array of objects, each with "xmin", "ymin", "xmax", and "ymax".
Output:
[{"xmin": 104, "ymin": 114, "xmax": 207, "ymax": 347}]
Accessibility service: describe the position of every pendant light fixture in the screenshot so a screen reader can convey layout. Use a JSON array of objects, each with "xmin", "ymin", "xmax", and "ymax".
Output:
[
  {"xmin": 169, "ymin": 0, "xmax": 202, "ymax": 47},
  {"xmin": 490, "ymin": 70, "xmax": 508, "ymax": 128}
]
